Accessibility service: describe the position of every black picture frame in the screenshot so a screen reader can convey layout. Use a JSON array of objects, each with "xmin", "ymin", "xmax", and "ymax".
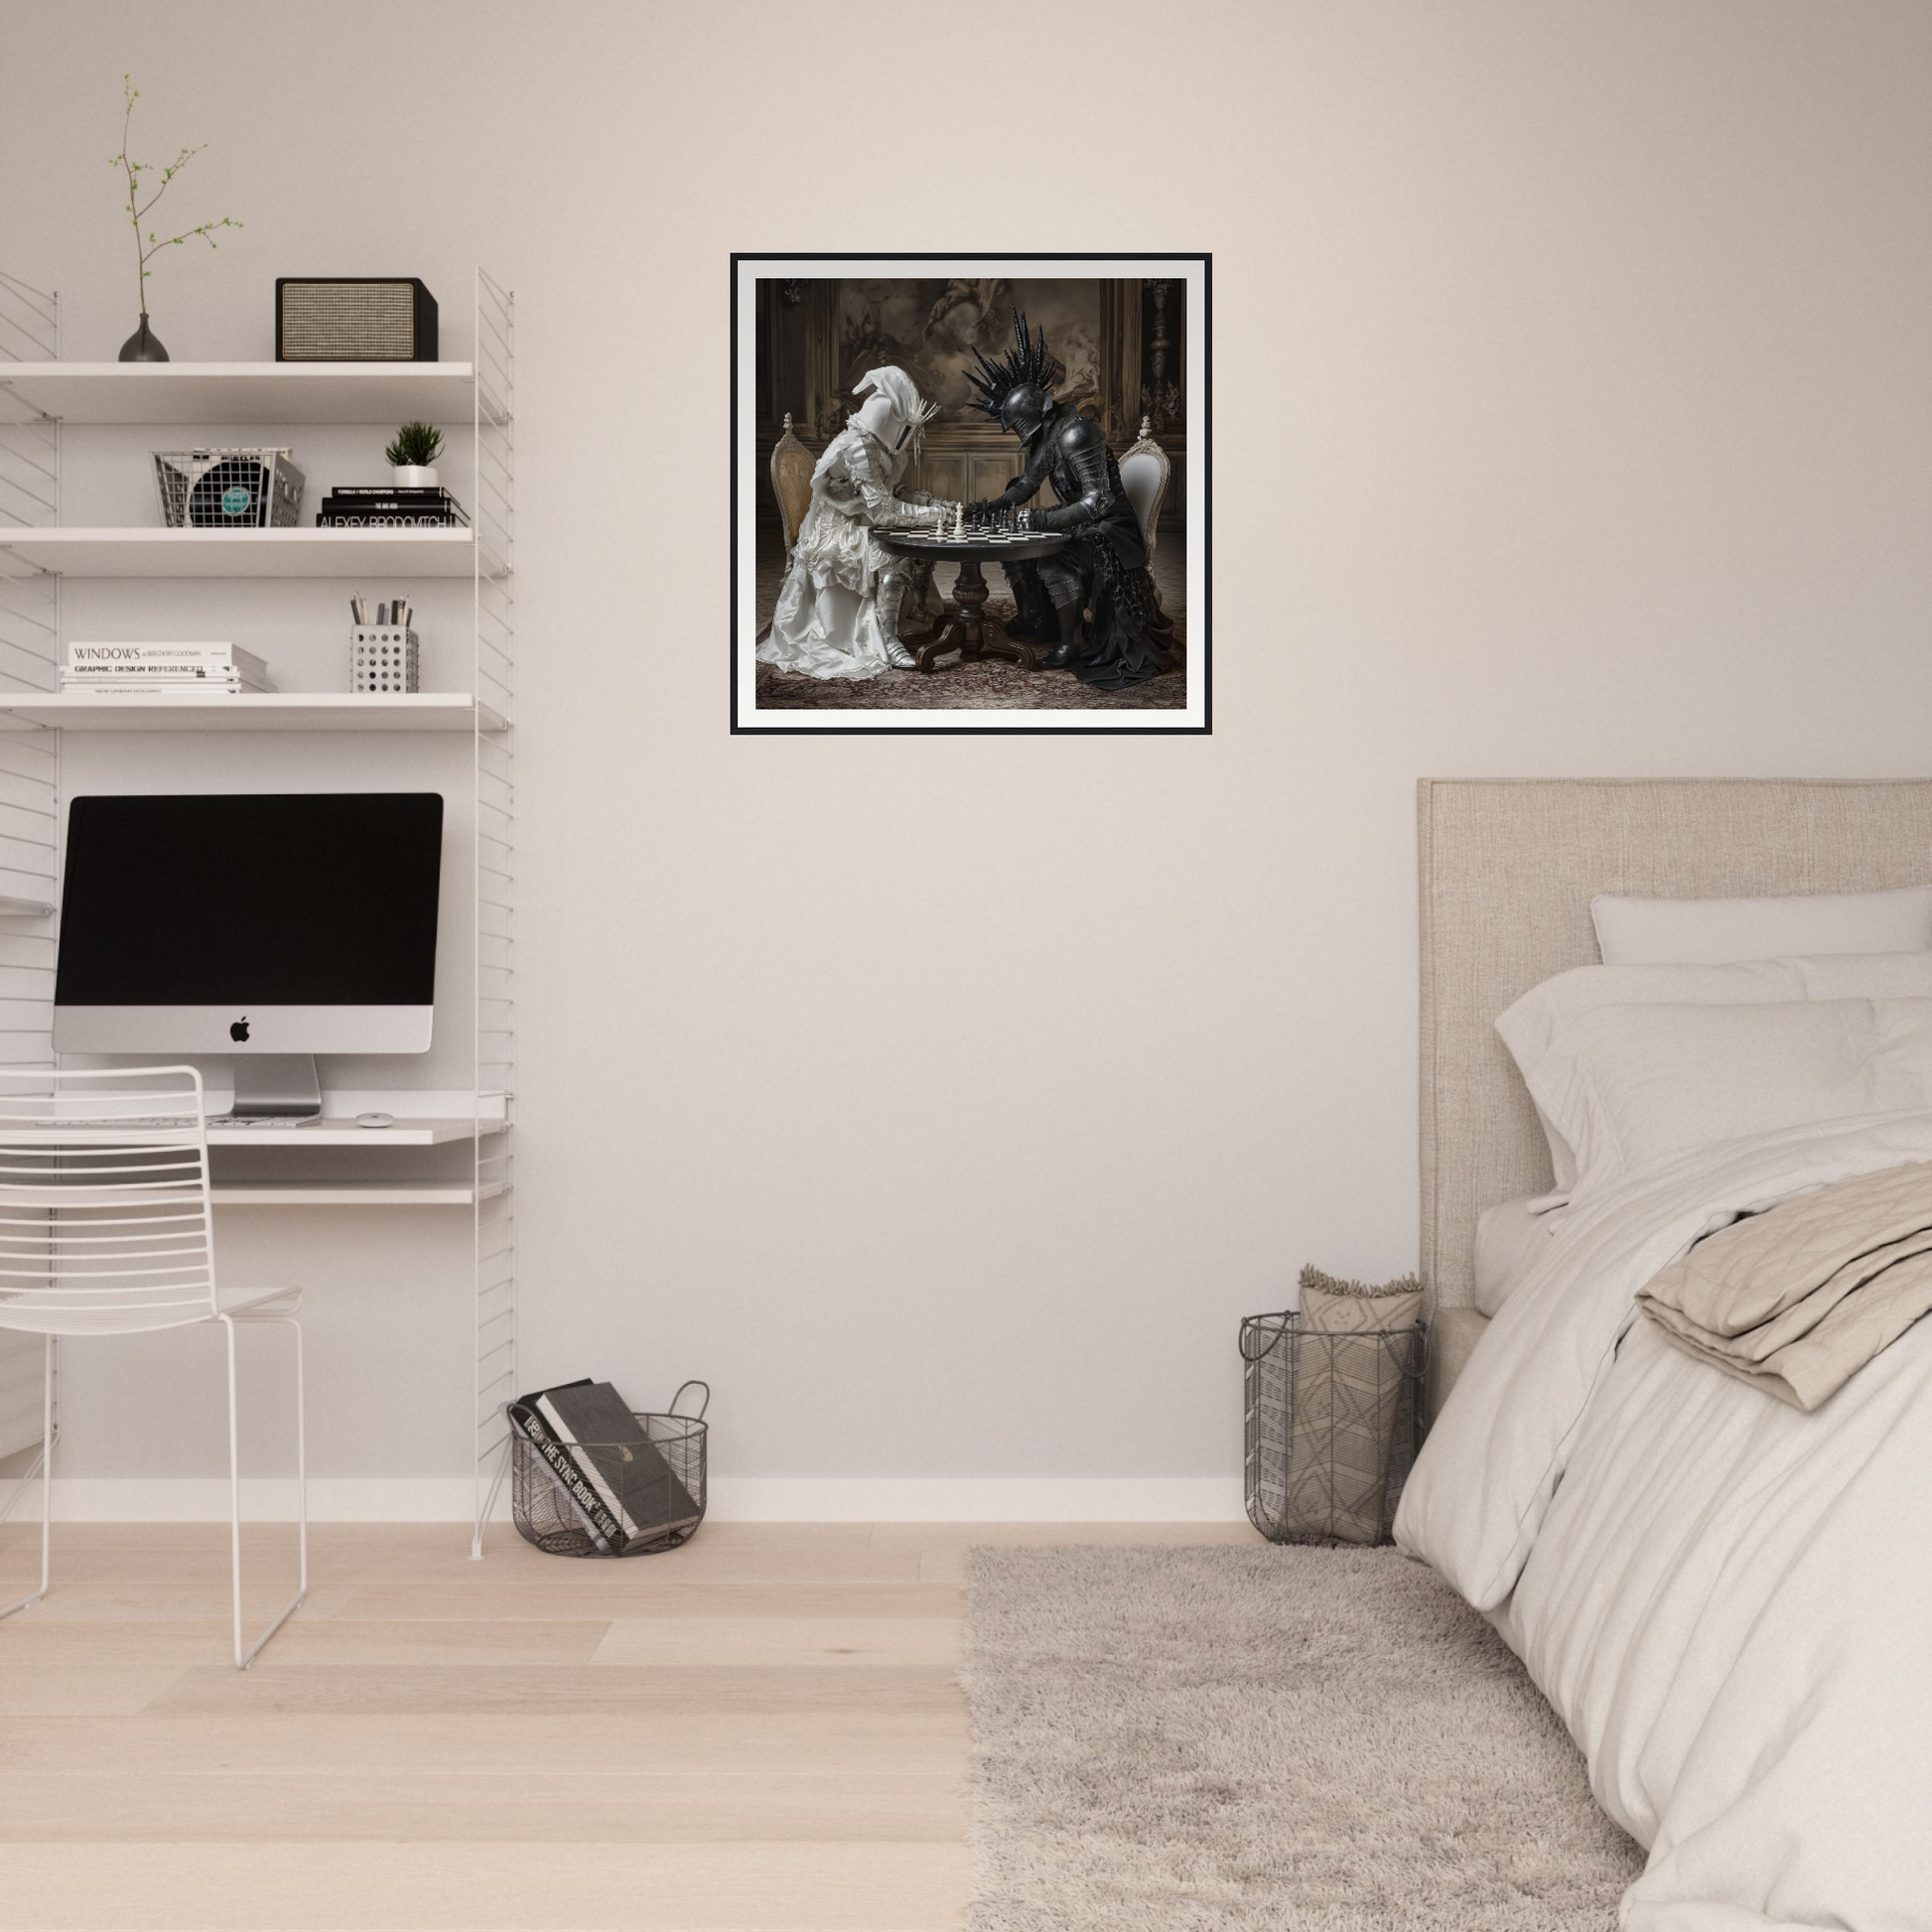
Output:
[{"xmin": 731, "ymin": 252, "xmax": 1211, "ymax": 737}]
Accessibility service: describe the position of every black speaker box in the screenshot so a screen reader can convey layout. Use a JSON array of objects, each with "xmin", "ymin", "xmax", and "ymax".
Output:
[{"xmin": 275, "ymin": 278, "xmax": 439, "ymax": 361}]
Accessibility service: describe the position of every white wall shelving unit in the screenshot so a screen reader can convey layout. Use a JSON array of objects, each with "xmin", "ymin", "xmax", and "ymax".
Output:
[{"xmin": 0, "ymin": 268, "xmax": 518, "ymax": 1553}]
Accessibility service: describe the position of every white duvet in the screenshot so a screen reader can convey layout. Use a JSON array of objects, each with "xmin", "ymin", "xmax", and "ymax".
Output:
[{"xmin": 1396, "ymin": 1111, "xmax": 1932, "ymax": 1931}]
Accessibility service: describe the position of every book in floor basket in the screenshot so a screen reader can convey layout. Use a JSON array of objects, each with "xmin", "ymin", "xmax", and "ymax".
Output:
[{"xmin": 507, "ymin": 1379, "xmax": 702, "ymax": 1554}]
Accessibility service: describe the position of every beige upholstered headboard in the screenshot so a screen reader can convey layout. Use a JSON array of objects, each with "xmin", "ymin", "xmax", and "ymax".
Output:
[{"xmin": 1419, "ymin": 777, "xmax": 1932, "ymax": 1311}]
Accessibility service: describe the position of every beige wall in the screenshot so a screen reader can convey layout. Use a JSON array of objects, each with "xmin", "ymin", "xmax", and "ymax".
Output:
[{"xmin": 7, "ymin": 1, "xmax": 1932, "ymax": 1506}]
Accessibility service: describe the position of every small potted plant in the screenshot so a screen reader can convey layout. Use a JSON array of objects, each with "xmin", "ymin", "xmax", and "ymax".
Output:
[{"xmin": 384, "ymin": 421, "xmax": 444, "ymax": 488}]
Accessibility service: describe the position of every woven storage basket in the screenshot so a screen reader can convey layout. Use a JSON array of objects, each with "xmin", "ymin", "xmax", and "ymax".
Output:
[{"xmin": 1241, "ymin": 1311, "xmax": 1425, "ymax": 1546}]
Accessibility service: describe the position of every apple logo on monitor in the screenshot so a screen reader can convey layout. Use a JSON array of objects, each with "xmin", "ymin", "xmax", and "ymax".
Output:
[{"xmin": 230, "ymin": 1017, "xmax": 250, "ymax": 1042}]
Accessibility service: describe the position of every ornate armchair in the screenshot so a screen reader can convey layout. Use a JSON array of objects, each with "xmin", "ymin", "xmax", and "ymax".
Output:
[
  {"xmin": 1118, "ymin": 415, "xmax": 1173, "ymax": 560},
  {"xmin": 768, "ymin": 413, "xmax": 815, "ymax": 560},
  {"xmin": 1120, "ymin": 416, "xmax": 1176, "ymax": 660}
]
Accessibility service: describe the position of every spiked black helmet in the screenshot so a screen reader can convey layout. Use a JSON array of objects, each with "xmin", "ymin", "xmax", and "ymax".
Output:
[{"xmin": 966, "ymin": 304, "xmax": 1057, "ymax": 442}]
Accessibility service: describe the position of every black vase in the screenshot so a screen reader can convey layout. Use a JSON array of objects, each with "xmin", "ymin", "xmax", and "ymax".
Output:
[{"xmin": 117, "ymin": 314, "xmax": 169, "ymax": 362}]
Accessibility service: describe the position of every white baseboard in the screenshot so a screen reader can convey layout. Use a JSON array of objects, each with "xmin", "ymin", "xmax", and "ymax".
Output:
[
  {"xmin": 26, "ymin": 1478, "xmax": 496, "ymax": 1523},
  {"xmin": 707, "ymin": 1478, "xmax": 1247, "ymax": 1522},
  {"xmin": 12, "ymin": 1475, "xmax": 1247, "ymax": 1525}
]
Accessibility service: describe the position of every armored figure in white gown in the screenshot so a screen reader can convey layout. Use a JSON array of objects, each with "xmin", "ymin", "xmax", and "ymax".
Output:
[{"xmin": 759, "ymin": 367, "xmax": 957, "ymax": 680}]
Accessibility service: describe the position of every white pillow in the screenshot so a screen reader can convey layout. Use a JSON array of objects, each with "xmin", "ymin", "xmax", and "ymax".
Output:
[
  {"xmin": 1473, "ymin": 1195, "xmax": 1560, "ymax": 1316},
  {"xmin": 1515, "ymin": 997, "xmax": 1932, "ymax": 1203},
  {"xmin": 1591, "ymin": 885, "xmax": 1932, "ymax": 966},
  {"xmin": 1496, "ymin": 952, "xmax": 1932, "ymax": 1194}
]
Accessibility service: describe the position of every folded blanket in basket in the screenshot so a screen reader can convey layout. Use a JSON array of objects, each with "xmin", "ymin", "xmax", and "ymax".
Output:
[
  {"xmin": 1637, "ymin": 1158, "xmax": 1932, "ymax": 1410},
  {"xmin": 1282, "ymin": 1268, "xmax": 1424, "ymax": 1545}
]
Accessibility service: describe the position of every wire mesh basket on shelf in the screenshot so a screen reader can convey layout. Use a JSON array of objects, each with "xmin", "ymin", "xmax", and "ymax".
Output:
[
  {"xmin": 510, "ymin": 1381, "xmax": 708, "ymax": 1558},
  {"xmin": 1241, "ymin": 1311, "xmax": 1425, "ymax": 1547},
  {"xmin": 152, "ymin": 448, "xmax": 305, "ymax": 528}
]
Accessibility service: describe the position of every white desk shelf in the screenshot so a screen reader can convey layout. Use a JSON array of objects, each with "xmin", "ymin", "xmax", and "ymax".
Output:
[
  {"xmin": 0, "ymin": 360, "xmax": 488, "ymax": 427},
  {"xmin": 0, "ymin": 526, "xmax": 483, "ymax": 579},
  {"xmin": 210, "ymin": 1179, "xmax": 508, "ymax": 1207},
  {"xmin": 0, "ymin": 692, "xmax": 506, "ymax": 733},
  {"xmin": 0, "ymin": 267, "xmax": 518, "ymax": 1557},
  {"xmin": 206, "ymin": 1116, "xmax": 485, "ymax": 1149}
]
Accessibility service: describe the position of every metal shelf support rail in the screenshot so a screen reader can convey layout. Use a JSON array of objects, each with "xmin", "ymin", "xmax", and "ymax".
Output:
[
  {"xmin": 470, "ymin": 268, "xmax": 516, "ymax": 1557},
  {"xmin": 0, "ymin": 270, "xmax": 61, "ymax": 1483}
]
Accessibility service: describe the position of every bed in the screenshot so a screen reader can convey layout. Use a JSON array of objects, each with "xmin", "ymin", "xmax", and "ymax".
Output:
[{"xmin": 1399, "ymin": 777, "xmax": 1932, "ymax": 1932}]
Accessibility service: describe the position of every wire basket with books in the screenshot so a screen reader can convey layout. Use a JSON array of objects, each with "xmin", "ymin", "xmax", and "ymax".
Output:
[{"xmin": 507, "ymin": 1379, "xmax": 708, "ymax": 1557}]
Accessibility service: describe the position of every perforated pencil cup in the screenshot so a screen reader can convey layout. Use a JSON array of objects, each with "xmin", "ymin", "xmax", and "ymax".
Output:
[{"xmin": 350, "ymin": 625, "xmax": 419, "ymax": 693}]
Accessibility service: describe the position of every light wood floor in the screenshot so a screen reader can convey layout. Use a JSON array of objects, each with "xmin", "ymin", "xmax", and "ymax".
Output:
[{"xmin": 0, "ymin": 1519, "xmax": 1253, "ymax": 1931}]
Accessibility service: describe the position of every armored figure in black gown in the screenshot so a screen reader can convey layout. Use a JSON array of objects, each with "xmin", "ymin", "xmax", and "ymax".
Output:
[{"xmin": 964, "ymin": 308, "xmax": 1174, "ymax": 691}]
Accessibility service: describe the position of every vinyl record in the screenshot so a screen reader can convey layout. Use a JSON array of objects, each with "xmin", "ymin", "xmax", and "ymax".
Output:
[{"xmin": 187, "ymin": 456, "xmax": 267, "ymax": 527}]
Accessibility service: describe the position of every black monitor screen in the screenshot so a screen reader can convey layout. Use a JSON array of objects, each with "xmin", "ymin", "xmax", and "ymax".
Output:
[{"xmin": 57, "ymin": 793, "xmax": 444, "ymax": 1007}]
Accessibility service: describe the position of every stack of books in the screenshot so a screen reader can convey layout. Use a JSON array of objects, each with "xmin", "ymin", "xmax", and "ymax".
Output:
[
  {"xmin": 316, "ymin": 485, "xmax": 469, "ymax": 529},
  {"xmin": 64, "ymin": 642, "xmax": 274, "ymax": 695},
  {"xmin": 508, "ymin": 1379, "xmax": 703, "ymax": 1554}
]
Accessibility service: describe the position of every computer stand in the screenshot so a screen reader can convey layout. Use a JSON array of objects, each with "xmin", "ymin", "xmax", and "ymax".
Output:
[{"xmin": 227, "ymin": 1055, "xmax": 323, "ymax": 1122}]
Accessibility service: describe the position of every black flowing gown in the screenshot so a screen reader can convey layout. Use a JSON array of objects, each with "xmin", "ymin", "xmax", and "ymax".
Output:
[{"xmin": 1058, "ymin": 499, "xmax": 1176, "ymax": 692}]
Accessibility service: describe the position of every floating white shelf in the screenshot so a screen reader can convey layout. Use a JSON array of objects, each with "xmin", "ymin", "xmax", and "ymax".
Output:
[
  {"xmin": 0, "ymin": 692, "xmax": 505, "ymax": 733},
  {"xmin": 0, "ymin": 526, "xmax": 483, "ymax": 579},
  {"xmin": 0, "ymin": 896, "xmax": 53, "ymax": 917},
  {"xmin": 0, "ymin": 360, "xmax": 483, "ymax": 426},
  {"xmin": 205, "ymin": 1116, "xmax": 483, "ymax": 1149},
  {"xmin": 209, "ymin": 1179, "xmax": 506, "ymax": 1207}
]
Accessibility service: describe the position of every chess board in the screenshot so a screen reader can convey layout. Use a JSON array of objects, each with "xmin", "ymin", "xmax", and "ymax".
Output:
[
  {"xmin": 879, "ymin": 527, "xmax": 1070, "ymax": 556},
  {"xmin": 890, "ymin": 528, "xmax": 1040, "ymax": 544}
]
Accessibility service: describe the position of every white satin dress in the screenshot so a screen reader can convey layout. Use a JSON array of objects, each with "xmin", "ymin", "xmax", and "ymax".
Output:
[{"xmin": 758, "ymin": 424, "xmax": 946, "ymax": 681}]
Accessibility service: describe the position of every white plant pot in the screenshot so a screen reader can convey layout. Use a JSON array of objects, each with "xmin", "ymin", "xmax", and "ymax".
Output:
[{"xmin": 392, "ymin": 466, "xmax": 439, "ymax": 488}]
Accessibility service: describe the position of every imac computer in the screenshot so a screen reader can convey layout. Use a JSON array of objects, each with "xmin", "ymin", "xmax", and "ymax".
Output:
[{"xmin": 53, "ymin": 792, "xmax": 444, "ymax": 1120}]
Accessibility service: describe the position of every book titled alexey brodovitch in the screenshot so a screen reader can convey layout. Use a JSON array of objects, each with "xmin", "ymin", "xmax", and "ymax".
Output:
[
  {"xmin": 507, "ymin": 1379, "xmax": 703, "ymax": 1555},
  {"xmin": 317, "ymin": 484, "xmax": 470, "ymax": 529}
]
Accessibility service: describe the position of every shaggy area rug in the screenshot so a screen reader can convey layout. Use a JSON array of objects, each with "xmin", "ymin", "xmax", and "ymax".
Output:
[{"xmin": 962, "ymin": 1545, "xmax": 1644, "ymax": 1931}]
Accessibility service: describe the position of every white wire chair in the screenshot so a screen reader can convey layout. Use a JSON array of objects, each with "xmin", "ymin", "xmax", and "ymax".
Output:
[{"xmin": 0, "ymin": 1065, "xmax": 306, "ymax": 1668}]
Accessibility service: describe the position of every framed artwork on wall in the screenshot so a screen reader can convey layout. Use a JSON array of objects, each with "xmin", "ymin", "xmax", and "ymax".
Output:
[{"xmin": 732, "ymin": 253, "xmax": 1210, "ymax": 735}]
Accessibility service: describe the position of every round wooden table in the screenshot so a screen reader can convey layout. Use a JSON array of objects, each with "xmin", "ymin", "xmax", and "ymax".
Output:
[{"xmin": 876, "ymin": 528, "xmax": 1071, "ymax": 674}]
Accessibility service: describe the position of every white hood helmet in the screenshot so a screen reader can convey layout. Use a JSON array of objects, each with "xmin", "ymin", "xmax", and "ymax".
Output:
[{"xmin": 850, "ymin": 365, "xmax": 940, "ymax": 461}]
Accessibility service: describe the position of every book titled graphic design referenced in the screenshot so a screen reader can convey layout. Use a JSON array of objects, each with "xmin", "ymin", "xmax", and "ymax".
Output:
[{"xmin": 66, "ymin": 642, "xmax": 272, "ymax": 693}]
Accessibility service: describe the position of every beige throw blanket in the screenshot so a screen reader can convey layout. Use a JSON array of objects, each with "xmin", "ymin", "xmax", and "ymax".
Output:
[{"xmin": 1638, "ymin": 1159, "xmax": 1932, "ymax": 1410}]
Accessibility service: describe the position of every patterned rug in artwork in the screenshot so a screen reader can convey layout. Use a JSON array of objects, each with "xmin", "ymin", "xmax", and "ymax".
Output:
[{"xmin": 752, "ymin": 538, "xmax": 1191, "ymax": 713}]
